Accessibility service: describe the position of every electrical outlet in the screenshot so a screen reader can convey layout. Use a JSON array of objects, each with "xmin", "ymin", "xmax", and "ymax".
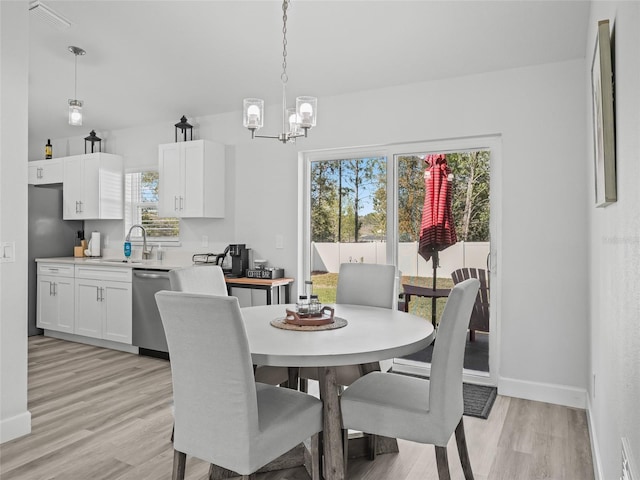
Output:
[
  {"xmin": 202, "ymin": 235, "xmax": 208, "ymax": 247},
  {"xmin": 104, "ymin": 235, "xmax": 110, "ymax": 246}
]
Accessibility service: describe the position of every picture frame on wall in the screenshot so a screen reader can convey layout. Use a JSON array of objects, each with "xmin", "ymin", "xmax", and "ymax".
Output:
[{"xmin": 591, "ymin": 19, "xmax": 616, "ymax": 207}]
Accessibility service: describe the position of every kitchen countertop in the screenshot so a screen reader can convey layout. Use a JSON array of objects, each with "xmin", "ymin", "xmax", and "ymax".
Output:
[{"xmin": 35, "ymin": 256, "xmax": 188, "ymax": 271}]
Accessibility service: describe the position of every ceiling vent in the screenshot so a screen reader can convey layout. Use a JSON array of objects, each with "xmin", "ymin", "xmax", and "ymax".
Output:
[{"xmin": 29, "ymin": 1, "xmax": 71, "ymax": 30}]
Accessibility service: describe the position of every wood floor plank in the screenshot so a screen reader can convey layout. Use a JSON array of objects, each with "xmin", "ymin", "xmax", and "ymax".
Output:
[{"xmin": 0, "ymin": 337, "xmax": 595, "ymax": 480}]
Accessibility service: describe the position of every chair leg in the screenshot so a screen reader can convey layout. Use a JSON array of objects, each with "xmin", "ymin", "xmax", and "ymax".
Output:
[
  {"xmin": 310, "ymin": 433, "xmax": 321, "ymax": 480},
  {"xmin": 435, "ymin": 446, "xmax": 451, "ymax": 480},
  {"xmin": 469, "ymin": 329, "xmax": 476, "ymax": 342},
  {"xmin": 300, "ymin": 377, "xmax": 308, "ymax": 393},
  {"xmin": 287, "ymin": 366, "xmax": 299, "ymax": 390},
  {"xmin": 342, "ymin": 428, "xmax": 349, "ymax": 478},
  {"xmin": 321, "ymin": 429, "xmax": 326, "ymax": 479},
  {"xmin": 170, "ymin": 423, "xmax": 174, "ymax": 442},
  {"xmin": 455, "ymin": 418, "xmax": 475, "ymax": 480},
  {"xmin": 172, "ymin": 449, "xmax": 186, "ymax": 480},
  {"xmin": 368, "ymin": 433, "xmax": 377, "ymax": 460}
]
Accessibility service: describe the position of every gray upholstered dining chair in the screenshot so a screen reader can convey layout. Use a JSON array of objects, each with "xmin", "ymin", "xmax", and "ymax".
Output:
[
  {"xmin": 169, "ymin": 265, "xmax": 289, "ymax": 387},
  {"xmin": 340, "ymin": 278, "xmax": 480, "ymax": 480},
  {"xmin": 169, "ymin": 264, "xmax": 228, "ymax": 296},
  {"xmin": 299, "ymin": 262, "xmax": 397, "ymax": 388},
  {"xmin": 155, "ymin": 291, "xmax": 323, "ymax": 480}
]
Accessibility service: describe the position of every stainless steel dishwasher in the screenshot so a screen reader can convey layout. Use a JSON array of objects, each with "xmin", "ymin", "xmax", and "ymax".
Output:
[{"xmin": 132, "ymin": 268, "xmax": 171, "ymax": 358}]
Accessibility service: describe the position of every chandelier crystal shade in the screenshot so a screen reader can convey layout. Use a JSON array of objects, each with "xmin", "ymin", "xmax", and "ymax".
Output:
[
  {"xmin": 242, "ymin": 0, "xmax": 317, "ymax": 144},
  {"xmin": 68, "ymin": 46, "xmax": 85, "ymax": 126}
]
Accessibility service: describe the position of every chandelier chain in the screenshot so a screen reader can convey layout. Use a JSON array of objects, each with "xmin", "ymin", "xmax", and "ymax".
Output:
[
  {"xmin": 74, "ymin": 53, "xmax": 78, "ymax": 99},
  {"xmin": 281, "ymin": 0, "xmax": 288, "ymax": 84}
]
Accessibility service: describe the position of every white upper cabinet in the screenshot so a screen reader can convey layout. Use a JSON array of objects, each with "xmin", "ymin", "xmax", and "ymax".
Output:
[
  {"xmin": 28, "ymin": 159, "xmax": 63, "ymax": 185},
  {"xmin": 158, "ymin": 139, "xmax": 225, "ymax": 218},
  {"xmin": 63, "ymin": 153, "xmax": 123, "ymax": 220}
]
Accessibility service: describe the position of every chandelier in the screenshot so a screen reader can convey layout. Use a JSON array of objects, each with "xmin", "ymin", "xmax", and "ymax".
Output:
[
  {"xmin": 243, "ymin": 0, "xmax": 317, "ymax": 143},
  {"xmin": 68, "ymin": 46, "xmax": 85, "ymax": 126}
]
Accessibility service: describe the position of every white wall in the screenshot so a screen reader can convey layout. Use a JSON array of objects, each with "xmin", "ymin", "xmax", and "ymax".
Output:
[
  {"xmin": 586, "ymin": 2, "xmax": 640, "ymax": 479},
  {"xmin": 0, "ymin": 1, "xmax": 31, "ymax": 442}
]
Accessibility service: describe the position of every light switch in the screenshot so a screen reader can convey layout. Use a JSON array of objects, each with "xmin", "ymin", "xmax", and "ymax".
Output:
[
  {"xmin": 275, "ymin": 235, "xmax": 284, "ymax": 249},
  {"xmin": 1, "ymin": 242, "xmax": 15, "ymax": 263}
]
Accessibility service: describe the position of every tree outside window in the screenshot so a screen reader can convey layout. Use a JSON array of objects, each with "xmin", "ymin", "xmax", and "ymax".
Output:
[{"xmin": 125, "ymin": 171, "xmax": 179, "ymax": 241}]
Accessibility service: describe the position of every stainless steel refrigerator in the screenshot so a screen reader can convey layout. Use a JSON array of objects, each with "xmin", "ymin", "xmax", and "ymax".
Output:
[{"xmin": 28, "ymin": 185, "xmax": 82, "ymax": 336}]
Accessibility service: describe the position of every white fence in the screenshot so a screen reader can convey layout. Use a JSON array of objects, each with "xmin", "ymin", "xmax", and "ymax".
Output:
[{"xmin": 312, "ymin": 241, "xmax": 490, "ymax": 279}]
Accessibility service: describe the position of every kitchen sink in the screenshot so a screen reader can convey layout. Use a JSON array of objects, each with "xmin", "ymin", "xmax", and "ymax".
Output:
[{"xmin": 86, "ymin": 258, "xmax": 143, "ymax": 264}]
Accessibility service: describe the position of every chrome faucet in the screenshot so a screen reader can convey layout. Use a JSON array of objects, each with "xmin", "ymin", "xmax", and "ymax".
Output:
[{"xmin": 126, "ymin": 224, "xmax": 153, "ymax": 260}]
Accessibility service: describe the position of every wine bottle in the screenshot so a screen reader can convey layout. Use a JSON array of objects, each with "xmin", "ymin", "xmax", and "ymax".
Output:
[{"xmin": 45, "ymin": 139, "xmax": 52, "ymax": 159}]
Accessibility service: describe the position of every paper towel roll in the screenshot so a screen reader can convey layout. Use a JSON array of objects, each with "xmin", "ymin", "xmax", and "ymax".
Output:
[{"xmin": 90, "ymin": 232, "xmax": 101, "ymax": 257}]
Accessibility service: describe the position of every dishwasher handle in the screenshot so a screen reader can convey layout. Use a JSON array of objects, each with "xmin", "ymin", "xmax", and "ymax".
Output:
[{"xmin": 134, "ymin": 270, "xmax": 170, "ymax": 280}]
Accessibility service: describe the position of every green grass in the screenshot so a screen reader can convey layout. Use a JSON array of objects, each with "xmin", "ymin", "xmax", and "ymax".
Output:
[
  {"xmin": 309, "ymin": 272, "xmax": 338, "ymax": 304},
  {"xmin": 310, "ymin": 272, "xmax": 453, "ymax": 325}
]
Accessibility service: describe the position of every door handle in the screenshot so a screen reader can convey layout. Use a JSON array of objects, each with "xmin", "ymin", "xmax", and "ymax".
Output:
[
  {"xmin": 100, "ymin": 287, "xmax": 105, "ymax": 302},
  {"xmin": 49, "ymin": 282, "xmax": 53, "ymax": 296},
  {"xmin": 174, "ymin": 196, "xmax": 178, "ymax": 211},
  {"xmin": 180, "ymin": 196, "xmax": 184, "ymax": 210},
  {"xmin": 53, "ymin": 282, "xmax": 57, "ymax": 296},
  {"xmin": 96, "ymin": 286, "xmax": 101, "ymax": 302}
]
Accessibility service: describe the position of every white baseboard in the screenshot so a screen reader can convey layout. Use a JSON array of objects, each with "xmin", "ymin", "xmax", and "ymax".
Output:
[
  {"xmin": 0, "ymin": 411, "xmax": 31, "ymax": 444},
  {"xmin": 586, "ymin": 396, "xmax": 604, "ymax": 480},
  {"xmin": 498, "ymin": 376, "xmax": 587, "ymax": 409},
  {"xmin": 44, "ymin": 330, "xmax": 139, "ymax": 354}
]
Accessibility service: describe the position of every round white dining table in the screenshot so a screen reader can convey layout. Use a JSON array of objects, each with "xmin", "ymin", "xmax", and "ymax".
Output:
[{"xmin": 241, "ymin": 303, "xmax": 436, "ymax": 480}]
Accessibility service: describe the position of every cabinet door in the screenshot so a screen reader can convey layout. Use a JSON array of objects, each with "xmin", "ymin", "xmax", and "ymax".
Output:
[
  {"xmin": 158, "ymin": 143, "xmax": 182, "ymax": 217},
  {"xmin": 181, "ymin": 141, "xmax": 205, "ymax": 217},
  {"xmin": 63, "ymin": 157, "xmax": 84, "ymax": 220},
  {"xmin": 56, "ymin": 277, "xmax": 75, "ymax": 333},
  {"xmin": 36, "ymin": 276, "xmax": 57, "ymax": 329},
  {"xmin": 28, "ymin": 160, "xmax": 63, "ymax": 185},
  {"xmin": 80, "ymin": 155, "xmax": 100, "ymax": 218},
  {"xmin": 75, "ymin": 279, "xmax": 103, "ymax": 339},
  {"xmin": 102, "ymin": 281, "xmax": 132, "ymax": 344}
]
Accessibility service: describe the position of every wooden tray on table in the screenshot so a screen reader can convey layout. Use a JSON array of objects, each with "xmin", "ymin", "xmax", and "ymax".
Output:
[{"xmin": 285, "ymin": 306, "xmax": 335, "ymax": 326}]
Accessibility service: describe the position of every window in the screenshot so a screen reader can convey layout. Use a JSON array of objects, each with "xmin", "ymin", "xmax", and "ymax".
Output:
[
  {"xmin": 308, "ymin": 155, "xmax": 387, "ymax": 303},
  {"xmin": 125, "ymin": 171, "xmax": 180, "ymax": 242}
]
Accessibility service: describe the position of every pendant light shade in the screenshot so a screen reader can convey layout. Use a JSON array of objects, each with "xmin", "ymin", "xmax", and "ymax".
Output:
[
  {"xmin": 68, "ymin": 46, "xmax": 85, "ymax": 126},
  {"xmin": 68, "ymin": 99, "xmax": 83, "ymax": 126},
  {"xmin": 296, "ymin": 96, "xmax": 317, "ymax": 129},
  {"xmin": 243, "ymin": 98, "xmax": 264, "ymax": 133}
]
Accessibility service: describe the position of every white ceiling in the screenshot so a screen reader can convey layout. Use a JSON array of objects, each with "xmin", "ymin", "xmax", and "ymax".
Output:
[{"xmin": 28, "ymin": 0, "xmax": 591, "ymax": 143}]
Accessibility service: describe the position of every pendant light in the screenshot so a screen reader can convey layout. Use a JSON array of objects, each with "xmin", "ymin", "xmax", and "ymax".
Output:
[
  {"xmin": 68, "ymin": 46, "xmax": 85, "ymax": 126},
  {"xmin": 242, "ymin": 0, "xmax": 317, "ymax": 144}
]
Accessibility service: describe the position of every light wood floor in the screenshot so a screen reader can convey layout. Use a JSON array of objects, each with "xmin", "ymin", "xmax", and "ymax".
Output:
[{"xmin": 0, "ymin": 336, "xmax": 594, "ymax": 480}]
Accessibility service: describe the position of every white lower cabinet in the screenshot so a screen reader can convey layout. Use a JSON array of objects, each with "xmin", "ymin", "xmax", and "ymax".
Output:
[
  {"xmin": 75, "ymin": 266, "xmax": 132, "ymax": 344},
  {"xmin": 36, "ymin": 264, "xmax": 75, "ymax": 333}
]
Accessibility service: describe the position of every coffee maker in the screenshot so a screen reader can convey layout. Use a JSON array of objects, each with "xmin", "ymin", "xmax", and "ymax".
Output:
[{"xmin": 228, "ymin": 244, "xmax": 250, "ymax": 278}]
